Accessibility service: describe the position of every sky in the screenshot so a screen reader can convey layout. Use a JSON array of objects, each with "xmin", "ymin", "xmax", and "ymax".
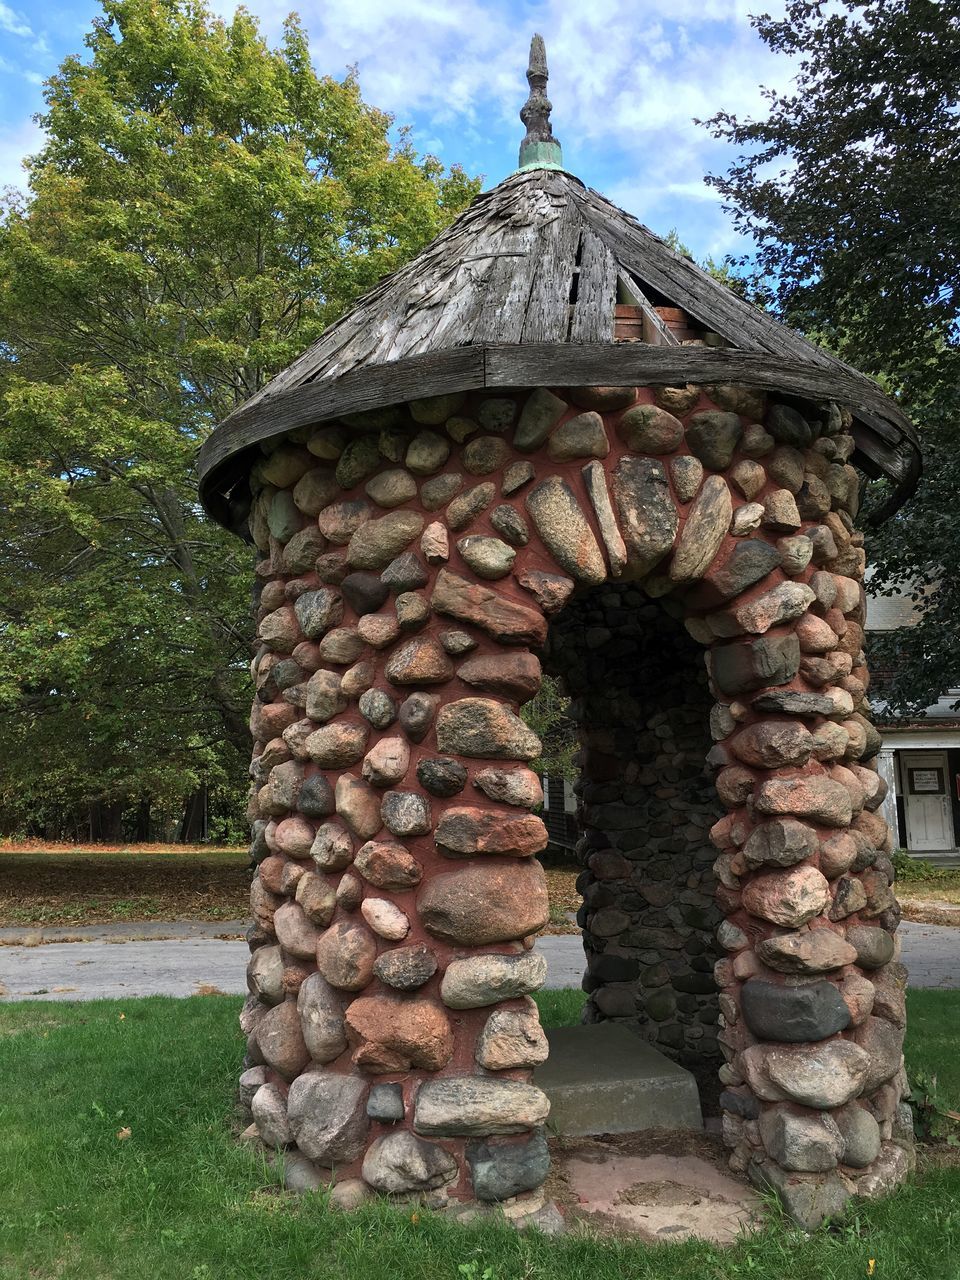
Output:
[{"xmin": 0, "ymin": 0, "xmax": 795, "ymax": 261}]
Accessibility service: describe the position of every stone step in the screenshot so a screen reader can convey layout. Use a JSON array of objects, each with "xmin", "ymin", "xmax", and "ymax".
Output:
[{"xmin": 535, "ymin": 1024, "xmax": 703, "ymax": 1137}]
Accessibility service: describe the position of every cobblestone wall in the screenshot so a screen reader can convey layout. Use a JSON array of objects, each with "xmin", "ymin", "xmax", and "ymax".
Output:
[
  {"xmin": 548, "ymin": 591, "xmax": 723, "ymax": 1060},
  {"xmin": 237, "ymin": 381, "xmax": 913, "ymax": 1227}
]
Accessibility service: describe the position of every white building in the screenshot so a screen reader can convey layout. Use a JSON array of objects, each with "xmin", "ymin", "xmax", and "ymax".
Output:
[{"xmin": 868, "ymin": 587, "xmax": 960, "ymax": 864}]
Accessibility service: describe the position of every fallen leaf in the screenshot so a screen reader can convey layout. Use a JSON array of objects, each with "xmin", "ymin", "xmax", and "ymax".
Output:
[{"xmin": 117, "ymin": 1127, "xmax": 131, "ymax": 1140}]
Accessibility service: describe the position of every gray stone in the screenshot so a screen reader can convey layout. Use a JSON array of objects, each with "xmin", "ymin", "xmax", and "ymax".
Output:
[
  {"xmin": 381, "ymin": 551, "xmax": 429, "ymax": 591},
  {"xmin": 750, "ymin": 1040, "xmax": 871, "ymax": 1107},
  {"xmin": 854, "ymin": 1016, "xmax": 903, "ymax": 1092},
  {"xmin": 294, "ymin": 589, "xmax": 344, "ymax": 640},
  {"xmin": 421, "ymin": 472, "xmax": 463, "ymax": 510},
  {"xmin": 282, "ymin": 526, "xmax": 326, "ymax": 573},
  {"xmin": 711, "ymin": 633, "xmax": 801, "ymax": 694},
  {"xmin": 268, "ymin": 490, "xmax": 301, "ymax": 542},
  {"xmin": 547, "ymin": 410, "xmax": 609, "ymax": 460},
  {"xmin": 525, "ymin": 475, "xmax": 606, "ymax": 584},
  {"xmin": 362, "ymin": 1131, "xmax": 459, "ymax": 1194},
  {"xmin": 405, "ymin": 430, "xmax": 450, "ymax": 475},
  {"xmin": 835, "ymin": 1105, "xmax": 882, "ymax": 1168},
  {"xmin": 447, "ymin": 481, "xmax": 496, "ymax": 530},
  {"xmin": 749, "ymin": 1161, "xmax": 850, "ymax": 1229},
  {"xmin": 490, "ymin": 504, "xmax": 530, "ymax": 546},
  {"xmin": 398, "ymin": 691, "xmax": 439, "ymax": 743},
  {"xmin": 287, "ymin": 1071, "xmax": 368, "ymax": 1165},
  {"xmin": 305, "ymin": 669, "xmax": 347, "ymax": 722},
  {"xmin": 297, "ymin": 973, "xmax": 347, "ymax": 1064},
  {"xmin": 440, "ymin": 951, "xmax": 547, "ymax": 1009},
  {"xmin": 855, "ymin": 1142, "xmax": 910, "ymax": 1199},
  {"xmin": 697, "ymin": 538, "xmax": 780, "ymax": 604},
  {"xmin": 514, "ymin": 387, "xmax": 567, "ymax": 451},
  {"xmin": 293, "ymin": 467, "xmax": 340, "ymax": 516},
  {"xmin": 380, "ymin": 790, "xmax": 431, "ymax": 836},
  {"xmin": 317, "ymin": 498, "xmax": 372, "ymax": 544},
  {"xmin": 742, "ymin": 819, "xmax": 818, "ymax": 869},
  {"xmin": 468, "ymin": 1130, "xmax": 551, "ymax": 1201},
  {"xmin": 686, "ymin": 411, "xmax": 743, "ymax": 469},
  {"xmin": 669, "ymin": 475, "xmax": 732, "ymax": 583},
  {"xmin": 457, "ymin": 535, "xmax": 516, "ymax": 579},
  {"xmin": 473, "ymin": 765, "xmax": 542, "ymax": 807},
  {"xmin": 617, "ymin": 403, "xmax": 684, "ymax": 454},
  {"xmin": 409, "ymin": 392, "xmax": 465, "ymax": 424},
  {"xmin": 670, "ymin": 454, "xmax": 704, "ymax": 503},
  {"xmin": 414, "ymin": 1078, "xmax": 550, "ymax": 1136},
  {"xmin": 477, "ymin": 397, "xmax": 517, "ymax": 432},
  {"xmin": 341, "ymin": 571, "xmax": 390, "ymax": 615},
  {"xmin": 358, "ymin": 688, "xmax": 398, "ymax": 729},
  {"xmin": 299, "ymin": 773, "xmax": 335, "ymax": 819},
  {"xmin": 417, "ymin": 756, "xmax": 468, "ymax": 797},
  {"xmin": 373, "ymin": 944, "xmax": 439, "ymax": 991},
  {"xmin": 759, "ymin": 1107, "xmax": 843, "ymax": 1171},
  {"xmin": 757, "ymin": 931, "xmax": 858, "ymax": 974},
  {"xmin": 502, "ymin": 460, "xmax": 535, "ymax": 495},
  {"xmin": 476, "ymin": 999, "xmax": 550, "ymax": 1069},
  {"xmin": 348, "ymin": 511, "xmax": 424, "ymax": 570},
  {"xmin": 336, "ymin": 437, "xmax": 381, "ymax": 489},
  {"xmin": 582, "ymin": 460, "xmax": 627, "ymax": 577},
  {"xmin": 741, "ymin": 979, "xmax": 850, "ymax": 1042},
  {"xmin": 767, "ymin": 403, "xmax": 813, "ymax": 448},
  {"xmin": 252, "ymin": 1082, "xmax": 292, "ymax": 1148},
  {"xmin": 247, "ymin": 944, "xmax": 284, "ymax": 1005},
  {"xmin": 239, "ymin": 1065, "xmax": 269, "ymax": 1111},
  {"xmin": 439, "ymin": 629, "xmax": 476, "ymax": 655},
  {"xmin": 436, "ymin": 698, "xmax": 541, "ymax": 759},
  {"xmin": 365, "ymin": 469, "xmax": 418, "ymax": 507},
  {"xmin": 752, "ymin": 690, "xmax": 837, "ymax": 716},
  {"xmin": 846, "ymin": 926, "xmax": 896, "ymax": 969},
  {"xmin": 280, "ymin": 1152, "xmax": 328, "ymax": 1194},
  {"xmin": 611, "ymin": 456, "xmax": 678, "ymax": 577},
  {"xmin": 463, "ymin": 434, "xmax": 512, "ymax": 474},
  {"xmin": 367, "ymin": 1083, "xmax": 405, "ymax": 1122}
]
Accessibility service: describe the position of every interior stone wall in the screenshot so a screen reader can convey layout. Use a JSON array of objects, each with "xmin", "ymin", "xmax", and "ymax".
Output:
[
  {"xmin": 547, "ymin": 590, "xmax": 723, "ymax": 1061},
  {"xmin": 237, "ymin": 379, "xmax": 915, "ymax": 1229}
]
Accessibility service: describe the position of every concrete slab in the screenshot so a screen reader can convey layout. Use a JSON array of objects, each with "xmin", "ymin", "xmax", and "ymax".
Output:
[
  {"xmin": 535, "ymin": 1024, "xmax": 703, "ymax": 1136},
  {"xmin": 562, "ymin": 1149, "xmax": 761, "ymax": 1243}
]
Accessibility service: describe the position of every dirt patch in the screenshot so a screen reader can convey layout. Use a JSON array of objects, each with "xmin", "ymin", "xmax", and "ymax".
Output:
[
  {"xmin": 900, "ymin": 897, "xmax": 960, "ymax": 927},
  {"xmin": 0, "ymin": 852, "xmax": 251, "ymax": 928}
]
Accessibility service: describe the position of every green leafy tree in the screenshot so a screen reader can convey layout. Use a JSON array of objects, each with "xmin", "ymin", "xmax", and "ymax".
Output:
[
  {"xmin": 0, "ymin": 0, "xmax": 478, "ymax": 839},
  {"xmin": 702, "ymin": 0, "xmax": 960, "ymax": 712}
]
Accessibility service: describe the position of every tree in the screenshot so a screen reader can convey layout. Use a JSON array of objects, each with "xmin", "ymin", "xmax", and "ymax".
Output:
[
  {"xmin": 703, "ymin": 0, "xmax": 960, "ymax": 712},
  {"xmin": 0, "ymin": 0, "xmax": 478, "ymax": 839}
]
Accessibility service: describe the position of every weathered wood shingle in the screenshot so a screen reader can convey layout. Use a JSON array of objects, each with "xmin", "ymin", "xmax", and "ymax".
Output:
[{"xmin": 198, "ymin": 168, "xmax": 920, "ymax": 529}]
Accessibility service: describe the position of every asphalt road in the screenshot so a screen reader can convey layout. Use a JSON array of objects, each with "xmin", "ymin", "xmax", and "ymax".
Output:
[{"xmin": 0, "ymin": 922, "xmax": 955, "ymax": 1002}]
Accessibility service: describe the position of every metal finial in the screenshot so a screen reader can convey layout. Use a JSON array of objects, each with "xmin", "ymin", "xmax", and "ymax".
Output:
[{"xmin": 518, "ymin": 34, "xmax": 563, "ymax": 172}]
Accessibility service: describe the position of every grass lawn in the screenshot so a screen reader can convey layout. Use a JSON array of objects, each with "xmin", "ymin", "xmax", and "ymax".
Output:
[{"xmin": 0, "ymin": 989, "xmax": 957, "ymax": 1280}]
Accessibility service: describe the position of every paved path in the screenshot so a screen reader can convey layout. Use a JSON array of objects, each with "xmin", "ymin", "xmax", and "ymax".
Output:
[{"xmin": 0, "ymin": 923, "xmax": 955, "ymax": 1003}]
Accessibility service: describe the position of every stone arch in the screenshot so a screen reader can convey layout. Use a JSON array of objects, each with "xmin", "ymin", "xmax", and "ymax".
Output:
[{"xmin": 241, "ymin": 379, "xmax": 913, "ymax": 1224}]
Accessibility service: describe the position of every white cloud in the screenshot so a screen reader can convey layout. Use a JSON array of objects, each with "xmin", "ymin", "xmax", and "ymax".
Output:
[{"xmin": 0, "ymin": 1, "xmax": 31, "ymax": 37}]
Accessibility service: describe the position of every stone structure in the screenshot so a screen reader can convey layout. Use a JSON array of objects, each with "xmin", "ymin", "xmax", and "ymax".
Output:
[{"xmin": 198, "ymin": 40, "xmax": 921, "ymax": 1228}]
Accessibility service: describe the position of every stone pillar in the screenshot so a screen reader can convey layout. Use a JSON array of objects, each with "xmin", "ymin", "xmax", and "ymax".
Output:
[
  {"xmin": 548, "ymin": 590, "xmax": 723, "ymax": 1060},
  {"xmin": 238, "ymin": 380, "xmax": 912, "ymax": 1225}
]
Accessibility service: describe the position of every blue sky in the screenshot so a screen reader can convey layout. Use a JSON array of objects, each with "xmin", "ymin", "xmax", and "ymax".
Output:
[{"xmin": 0, "ymin": 0, "xmax": 794, "ymax": 261}]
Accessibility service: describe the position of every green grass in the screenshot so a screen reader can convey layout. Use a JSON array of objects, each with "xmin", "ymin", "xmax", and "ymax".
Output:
[{"xmin": 0, "ymin": 992, "xmax": 956, "ymax": 1280}]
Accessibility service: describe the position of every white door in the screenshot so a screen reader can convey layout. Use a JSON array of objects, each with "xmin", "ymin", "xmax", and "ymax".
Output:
[{"xmin": 902, "ymin": 751, "xmax": 954, "ymax": 850}]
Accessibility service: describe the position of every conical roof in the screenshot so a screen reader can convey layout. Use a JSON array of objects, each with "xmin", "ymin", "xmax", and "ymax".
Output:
[{"xmin": 198, "ymin": 52, "xmax": 919, "ymax": 530}]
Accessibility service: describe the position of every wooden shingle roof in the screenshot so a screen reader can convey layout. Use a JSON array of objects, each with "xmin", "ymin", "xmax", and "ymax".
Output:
[{"xmin": 198, "ymin": 103, "xmax": 920, "ymax": 532}]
